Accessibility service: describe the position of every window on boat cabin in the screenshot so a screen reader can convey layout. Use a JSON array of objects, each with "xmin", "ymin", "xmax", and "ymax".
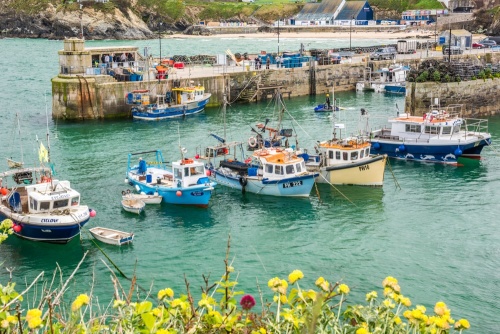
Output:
[
  {"xmin": 174, "ymin": 168, "xmax": 183, "ymax": 179},
  {"xmin": 30, "ymin": 198, "xmax": 38, "ymax": 211},
  {"xmin": 329, "ymin": 150, "xmax": 334, "ymax": 159},
  {"xmin": 424, "ymin": 126, "xmax": 439, "ymax": 134},
  {"xmin": 71, "ymin": 197, "xmax": 79, "ymax": 206},
  {"xmin": 453, "ymin": 125, "xmax": 460, "ymax": 133},
  {"xmin": 360, "ymin": 149, "xmax": 365, "ymax": 159},
  {"xmin": 351, "ymin": 151, "xmax": 359, "ymax": 161},
  {"xmin": 265, "ymin": 164, "xmax": 273, "ymax": 174},
  {"xmin": 53, "ymin": 199, "xmax": 69, "ymax": 209},
  {"xmin": 295, "ymin": 163, "xmax": 302, "ymax": 173},
  {"xmin": 365, "ymin": 148, "xmax": 370, "ymax": 157},
  {"xmin": 190, "ymin": 165, "xmax": 204, "ymax": 175},
  {"xmin": 184, "ymin": 167, "xmax": 190, "ymax": 177},
  {"xmin": 286, "ymin": 164, "xmax": 295, "ymax": 174},
  {"xmin": 336, "ymin": 151, "xmax": 341, "ymax": 160},
  {"xmin": 40, "ymin": 201, "xmax": 50, "ymax": 211},
  {"xmin": 442, "ymin": 126, "xmax": 452, "ymax": 135},
  {"xmin": 275, "ymin": 165, "xmax": 284, "ymax": 175},
  {"xmin": 343, "ymin": 152, "xmax": 348, "ymax": 161},
  {"xmin": 405, "ymin": 124, "xmax": 421, "ymax": 133}
]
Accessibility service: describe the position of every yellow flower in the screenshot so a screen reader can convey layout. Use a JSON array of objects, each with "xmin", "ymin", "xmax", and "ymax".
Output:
[
  {"xmin": 158, "ymin": 288, "xmax": 174, "ymax": 300},
  {"xmin": 356, "ymin": 328, "xmax": 370, "ymax": 334},
  {"xmin": 403, "ymin": 310, "xmax": 412, "ymax": 320},
  {"xmin": 315, "ymin": 277, "xmax": 330, "ymax": 292},
  {"xmin": 454, "ymin": 318, "xmax": 470, "ymax": 330},
  {"xmin": 382, "ymin": 276, "xmax": 398, "ymax": 288},
  {"xmin": 227, "ymin": 266, "xmax": 234, "ymax": 272},
  {"xmin": 1, "ymin": 320, "xmax": 9, "ymax": 329},
  {"xmin": 268, "ymin": 277, "xmax": 282, "ymax": 292},
  {"xmin": 71, "ymin": 294, "xmax": 90, "ymax": 312},
  {"xmin": 366, "ymin": 291, "xmax": 377, "ymax": 302},
  {"xmin": 434, "ymin": 301, "xmax": 448, "ymax": 316},
  {"xmin": 416, "ymin": 305, "xmax": 426, "ymax": 314},
  {"xmin": 278, "ymin": 279, "xmax": 288, "ymax": 295},
  {"xmin": 383, "ymin": 299, "xmax": 395, "ymax": 309},
  {"xmin": 304, "ymin": 289, "xmax": 317, "ymax": 301},
  {"xmin": 1, "ymin": 219, "xmax": 13, "ymax": 229},
  {"xmin": 400, "ymin": 296, "xmax": 411, "ymax": 307},
  {"xmin": 27, "ymin": 317, "xmax": 42, "ymax": 329},
  {"xmin": 26, "ymin": 309, "xmax": 42, "ymax": 322},
  {"xmin": 6, "ymin": 315, "xmax": 16, "ymax": 324},
  {"xmin": 288, "ymin": 270, "xmax": 304, "ymax": 284},
  {"xmin": 434, "ymin": 316, "xmax": 450, "ymax": 329},
  {"xmin": 338, "ymin": 284, "xmax": 350, "ymax": 295},
  {"xmin": 394, "ymin": 316, "xmax": 402, "ymax": 325},
  {"xmin": 113, "ymin": 300, "xmax": 126, "ymax": 308},
  {"xmin": 171, "ymin": 298, "xmax": 183, "ymax": 308}
]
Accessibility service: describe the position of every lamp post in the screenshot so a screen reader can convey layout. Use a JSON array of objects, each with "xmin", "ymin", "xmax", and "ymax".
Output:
[
  {"xmin": 159, "ymin": 22, "xmax": 162, "ymax": 62},
  {"xmin": 349, "ymin": 16, "xmax": 354, "ymax": 51}
]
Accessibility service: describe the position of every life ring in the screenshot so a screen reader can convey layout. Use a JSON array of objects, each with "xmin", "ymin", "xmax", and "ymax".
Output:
[
  {"xmin": 239, "ymin": 176, "xmax": 248, "ymax": 187},
  {"xmin": 126, "ymin": 189, "xmax": 131, "ymax": 194},
  {"xmin": 244, "ymin": 157, "xmax": 252, "ymax": 164},
  {"xmin": 41, "ymin": 176, "xmax": 51, "ymax": 183},
  {"xmin": 248, "ymin": 136, "xmax": 257, "ymax": 148}
]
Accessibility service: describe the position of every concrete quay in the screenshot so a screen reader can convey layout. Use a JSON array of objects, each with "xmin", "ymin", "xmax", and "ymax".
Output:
[{"xmin": 52, "ymin": 38, "xmax": 500, "ymax": 120}]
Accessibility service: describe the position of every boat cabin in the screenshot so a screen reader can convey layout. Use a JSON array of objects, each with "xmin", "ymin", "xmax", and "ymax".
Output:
[
  {"xmin": 389, "ymin": 111, "xmax": 463, "ymax": 138},
  {"xmin": 172, "ymin": 159, "xmax": 209, "ymax": 187},
  {"xmin": 7, "ymin": 181, "xmax": 80, "ymax": 214},
  {"xmin": 171, "ymin": 86, "xmax": 206, "ymax": 105},
  {"xmin": 318, "ymin": 140, "xmax": 371, "ymax": 165},
  {"xmin": 259, "ymin": 150, "xmax": 306, "ymax": 180}
]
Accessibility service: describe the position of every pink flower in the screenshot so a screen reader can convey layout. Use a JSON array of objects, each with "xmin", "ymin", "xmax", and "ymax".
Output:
[{"xmin": 240, "ymin": 294, "xmax": 256, "ymax": 311}]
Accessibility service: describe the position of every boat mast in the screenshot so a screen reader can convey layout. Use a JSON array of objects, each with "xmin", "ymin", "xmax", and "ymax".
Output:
[{"xmin": 16, "ymin": 113, "xmax": 24, "ymax": 164}]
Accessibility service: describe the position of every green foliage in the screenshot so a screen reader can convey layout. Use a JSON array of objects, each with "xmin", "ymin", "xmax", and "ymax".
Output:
[
  {"xmin": 0, "ymin": 219, "xmax": 13, "ymax": 244},
  {"xmin": 433, "ymin": 70, "xmax": 441, "ymax": 82},
  {"xmin": 416, "ymin": 70, "xmax": 429, "ymax": 82},
  {"xmin": 198, "ymin": 3, "xmax": 248, "ymax": 21},
  {"xmin": 444, "ymin": 74, "xmax": 451, "ymax": 82},
  {"xmin": 6, "ymin": 0, "xmax": 52, "ymax": 14}
]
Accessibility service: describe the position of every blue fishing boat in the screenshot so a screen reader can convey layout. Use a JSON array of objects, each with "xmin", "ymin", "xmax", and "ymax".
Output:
[
  {"xmin": 126, "ymin": 85, "xmax": 211, "ymax": 120},
  {"xmin": 0, "ymin": 167, "xmax": 95, "ymax": 243},
  {"xmin": 367, "ymin": 104, "xmax": 492, "ymax": 165},
  {"xmin": 125, "ymin": 150, "xmax": 216, "ymax": 207}
]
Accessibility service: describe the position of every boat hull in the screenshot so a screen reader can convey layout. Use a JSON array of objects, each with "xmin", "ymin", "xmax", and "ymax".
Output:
[
  {"xmin": 132, "ymin": 95, "xmax": 210, "ymax": 120},
  {"xmin": 370, "ymin": 138, "xmax": 491, "ymax": 164},
  {"xmin": 316, "ymin": 155, "xmax": 387, "ymax": 186},
  {"xmin": 212, "ymin": 171, "xmax": 316, "ymax": 197},
  {"xmin": 0, "ymin": 208, "xmax": 90, "ymax": 243},
  {"xmin": 89, "ymin": 227, "xmax": 134, "ymax": 246},
  {"xmin": 384, "ymin": 85, "xmax": 406, "ymax": 94},
  {"xmin": 128, "ymin": 178, "xmax": 215, "ymax": 207}
]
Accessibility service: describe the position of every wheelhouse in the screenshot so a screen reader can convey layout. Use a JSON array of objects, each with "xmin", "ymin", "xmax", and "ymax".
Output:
[{"xmin": 26, "ymin": 181, "xmax": 80, "ymax": 214}]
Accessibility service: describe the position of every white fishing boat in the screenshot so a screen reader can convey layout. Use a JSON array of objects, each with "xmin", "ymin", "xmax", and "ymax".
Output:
[
  {"xmin": 121, "ymin": 198, "xmax": 145, "ymax": 214},
  {"xmin": 89, "ymin": 227, "xmax": 134, "ymax": 246},
  {"xmin": 121, "ymin": 190, "xmax": 162, "ymax": 204}
]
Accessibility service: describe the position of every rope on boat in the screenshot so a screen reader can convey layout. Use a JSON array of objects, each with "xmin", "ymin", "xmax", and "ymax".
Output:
[
  {"xmin": 318, "ymin": 173, "xmax": 356, "ymax": 207},
  {"xmin": 314, "ymin": 181, "xmax": 321, "ymax": 203},
  {"xmin": 386, "ymin": 158, "xmax": 401, "ymax": 190}
]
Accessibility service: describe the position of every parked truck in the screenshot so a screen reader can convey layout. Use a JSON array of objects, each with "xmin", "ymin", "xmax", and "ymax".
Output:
[{"xmin": 397, "ymin": 40, "xmax": 417, "ymax": 54}]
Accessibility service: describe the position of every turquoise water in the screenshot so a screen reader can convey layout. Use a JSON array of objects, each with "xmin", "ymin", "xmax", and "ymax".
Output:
[{"xmin": 1, "ymin": 38, "xmax": 500, "ymax": 332}]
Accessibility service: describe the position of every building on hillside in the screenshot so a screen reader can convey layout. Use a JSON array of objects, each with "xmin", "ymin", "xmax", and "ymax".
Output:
[
  {"xmin": 291, "ymin": 0, "xmax": 373, "ymax": 26},
  {"xmin": 438, "ymin": 29, "xmax": 472, "ymax": 49},
  {"xmin": 401, "ymin": 9, "xmax": 448, "ymax": 26}
]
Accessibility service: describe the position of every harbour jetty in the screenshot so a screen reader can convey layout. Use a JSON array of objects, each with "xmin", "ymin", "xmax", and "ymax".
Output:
[{"xmin": 52, "ymin": 38, "xmax": 500, "ymax": 120}]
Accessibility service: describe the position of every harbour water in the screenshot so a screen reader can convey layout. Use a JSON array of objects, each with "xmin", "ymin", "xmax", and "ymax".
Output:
[{"xmin": 1, "ymin": 38, "xmax": 499, "ymax": 332}]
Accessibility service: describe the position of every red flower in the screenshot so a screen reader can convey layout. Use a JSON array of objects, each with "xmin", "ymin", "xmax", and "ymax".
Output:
[{"xmin": 240, "ymin": 294, "xmax": 256, "ymax": 311}]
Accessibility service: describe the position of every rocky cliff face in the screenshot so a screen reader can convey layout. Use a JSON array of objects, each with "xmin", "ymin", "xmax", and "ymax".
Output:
[{"xmin": 0, "ymin": 3, "xmax": 153, "ymax": 39}]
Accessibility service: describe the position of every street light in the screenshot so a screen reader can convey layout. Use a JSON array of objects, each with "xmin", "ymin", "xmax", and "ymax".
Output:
[{"xmin": 349, "ymin": 16, "xmax": 354, "ymax": 51}]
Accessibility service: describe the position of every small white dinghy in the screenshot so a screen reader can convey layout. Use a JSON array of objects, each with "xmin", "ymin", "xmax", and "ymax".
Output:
[
  {"xmin": 89, "ymin": 227, "xmax": 134, "ymax": 246},
  {"xmin": 121, "ymin": 198, "xmax": 145, "ymax": 214},
  {"xmin": 121, "ymin": 190, "xmax": 162, "ymax": 204}
]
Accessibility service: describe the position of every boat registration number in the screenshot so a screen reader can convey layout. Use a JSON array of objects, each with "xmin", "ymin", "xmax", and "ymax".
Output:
[
  {"xmin": 283, "ymin": 180, "xmax": 303, "ymax": 188},
  {"xmin": 191, "ymin": 191, "xmax": 204, "ymax": 196}
]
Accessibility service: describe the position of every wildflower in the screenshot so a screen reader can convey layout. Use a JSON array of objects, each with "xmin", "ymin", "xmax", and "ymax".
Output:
[
  {"xmin": 394, "ymin": 316, "xmax": 402, "ymax": 325},
  {"xmin": 338, "ymin": 284, "xmax": 350, "ymax": 295},
  {"xmin": 240, "ymin": 294, "xmax": 256, "ymax": 311},
  {"xmin": 400, "ymin": 296, "xmax": 412, "ymax": 307},
  {"xmin": 113, "ymin": 300, "xmax": 126, "ymax": 308},
  {"xmin": 0, "ymin": 219, "xmax": 13, "ymax": 229},
  {"xmin": 1, "ymin": 320, "xmax": 9, "ymax": 329},
  {"xmin": 454, "ymin": 318, "xmax": 470, "ymax": 330},
  {"xmin": 288, "ymin": 270, "xmax": 304, "ymax": 284},
  {"xmin": 416, "ymin": 305, "xmax": 426, "ymax": 314},
  {"xmin": 304, "ymin": 289, "xmax": 317, "ymax": 301},
  {"xmin": 227, "ymin": 266, "xmax": 234, "ymax": 272},
  {"xmin": 26, "ymin": 309, "xmax": 42, "ymax": 322},
  {"xmin": 315, "ymin": 276, "xmax": 330, "ymax": 292},
  {"xmin": 273, "ymin": 294, "xmax": 288, "ymax": 304},
  {"xmin": 356, "ymin": 328, "xmax": 370, "ymax": 334},
  {"xmin": 6, "ymin": 315, "xmax": 16, "ymax": 324},
  {"xmin": 434, "ymin": 301, "xmax": 448, "ymax": 316},
  {"xmin": 198, "ymin": 294, "xmax": 216, "ymax": 310},
  {"xmin": 71, "ymin": 294, "xmax": 90, "ymax": 312},
  {"xmin": 383, "ymin": 299, "xmax": 395, "ymax": 309},
  {"xmin": 268, "ymin": 277, "xmax": 281, "ymax": 291},
  {"xmin": 28, "ymin": 317, "xmax": 42, "ymax": 329},
  {"xmin": 434, "ymin": 316, "xmax": 450, "ymax": 330},
  {"xmin": 366, "ymin": 291, "xmax": 377, "ymax": 302},
  {"xmin": 158, "ymin": 288, "xmax": 174, "ymax": 300},
  {"xmin": 382, "ymin": 276, "xmax": 398, "ymax": 288}
]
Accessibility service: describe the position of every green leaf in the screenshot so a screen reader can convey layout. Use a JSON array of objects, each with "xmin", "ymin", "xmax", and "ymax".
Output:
[
  {"xmin": 141, "ymin": 312, "xmax": 155, "ymax": 331},
  {"xmin": 136, "ymin": 301, "xmax": 153, "ymax": 314}
]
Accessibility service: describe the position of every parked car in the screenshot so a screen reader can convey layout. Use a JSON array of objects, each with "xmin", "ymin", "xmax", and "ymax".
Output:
[
  {"xmin": 480, "ymin": 40, "xmax": 497, "ymax": 48},
  {"xmin": 472, "ymin": 42, "xmax": 485, "ymax": 49},
  {"xmin": 442, "ymin": 46, "xmax": 463, "ymax": 55},
  {"xmin": 369, "ymin": 47, "xmax": 397, "ymax": 61}
]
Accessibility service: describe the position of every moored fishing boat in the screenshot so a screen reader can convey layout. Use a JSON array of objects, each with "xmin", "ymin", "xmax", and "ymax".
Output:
[
  {"xmin": 125, "ymin": 150, "xmax": 216, "ymax": 207},
  {"xmin": 0, "ymin": 167, "xmax": 95, "ymax": 243},
  {"xmin": 89, "ymin": 227, "xmax": 134, "ymax": 246},
  {"xmin": 367, "ymin": 104, "xmax": 492, "ymax": 165},
  {"xmin": 126, "ymin": 84, "xmax": 211, "ymax": 120}
]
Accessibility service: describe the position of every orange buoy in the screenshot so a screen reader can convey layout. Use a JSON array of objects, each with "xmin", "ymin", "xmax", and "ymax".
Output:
[{"xmin": 176, "ymin": 190, "xmax": 182, "ymax": 197}]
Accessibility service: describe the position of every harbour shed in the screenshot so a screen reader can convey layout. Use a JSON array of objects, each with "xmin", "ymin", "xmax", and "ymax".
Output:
[
  {"xmin": 438, "ymin": 29, "xmax": 472, "ymax": 49},
  {"xmin": 292, "ymin": 0, "xmax": 373, "ymax": 26}
]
